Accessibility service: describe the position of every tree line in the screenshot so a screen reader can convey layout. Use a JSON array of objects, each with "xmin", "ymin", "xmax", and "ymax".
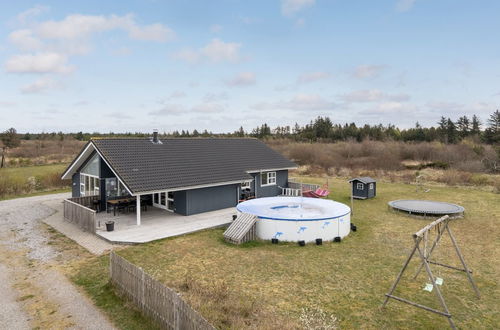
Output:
[
  {"xmin": 247, "ymin": 111, "xmax": 500, "ymax": 144},
  {"xmin": 1, "ymin": 110, "xmax": 500, "ymax": 150}
]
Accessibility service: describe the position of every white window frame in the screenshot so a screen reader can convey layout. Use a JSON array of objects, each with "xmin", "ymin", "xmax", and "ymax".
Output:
[
  {"xmin": 153, "ymin": 191, "xmax": 175, "ymax": 212},
  {"xmin": 80, "ymin": 173, "xmax": 100, "ymax": 197},
  {"xmin": 261, "ymin": 171, "xmax": 277, "ymax": 186},
  {"xmin": 241, "ymin": 181, "xmax": 251, "ymax": 190},
  {"xmin": 356, "ymin": 182, "xmax": 364, "ymax": 190},
  {"xmin": 369, "ymin": 183, "xmax": 374, "ymax": 190}
]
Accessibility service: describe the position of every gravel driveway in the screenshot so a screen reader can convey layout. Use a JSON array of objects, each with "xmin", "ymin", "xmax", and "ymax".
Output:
[{"xmin": 0, "ymin": 193, "xmax": 117, "ymax": 330}]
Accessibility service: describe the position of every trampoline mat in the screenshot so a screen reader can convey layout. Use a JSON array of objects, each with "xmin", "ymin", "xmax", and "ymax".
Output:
[{"xmin": 388, "ymin": 199, "xmax": 464, "ymax": 215}]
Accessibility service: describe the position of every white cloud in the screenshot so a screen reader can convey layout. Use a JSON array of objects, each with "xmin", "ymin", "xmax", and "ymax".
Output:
[
  {"xmin": 192, "ymin": 103, "xmax": 226, "ymax": 113},
  {"xmin": 359, "ymin": 101, "xmax": 417, "ymax": 116},
  {"xmin": 295, "ymin": 18, "xmax": 305, "ymax": 27},
  {"xmin": 201, "ymin": 39, "xmax": 242, "ymax": 63},
  {"xmin": 8, "ymin": 29, "xmax": 43, "ymax": 51},
  {"xmin": 172, "ymin": 39, "xmax": 243, "ymax": 64},
  {"xmin": 353, "ymin": 65, "xmax": 386, "ymax": 79},
  {"xmin": 127, "ymin": 22, "xmax": 175, "ymax": 42},
  {"xmin": 20, "ymin": 77, "xmax": 58, "ymax": 93},
  {"xmin": 17, "ymin": 5, "xmax": 49, "ymax": 24},
  {"xmin": 172, "ymin": 49, "xmax": 200, "ymax": 63},
  {"xmin": 5, "ymin": 52, "xmax": 73, "ymax": 73},
  {"xmin": 297, "ymin": 71, "xmax": 331, "ymax": 83},
  {"xmin": 149, "ymin": 104, "xmax": 186, "ymax": 116},
  {"xmin": 252, "ymin": 93, "xmax": 336, "ymax": 111},
  {"xmin": 341, "ymin": 89, "xmax": 410, "ymax": 103},
  {"xmin": 203, "ymin": 92, "xmax": 228, "ymax": 102},
  {"xmin": 35, "ymin": 14, "xmax": 174, "ymax": 42},
  {"xmin": 0, "ymin": 101, "xmax": 17, "ymax": 107},
  {"xmin": 396, "ymin": 0, "xmax": 417, "ymax": 12},
  {"xmin": 169, "ymin": 91, "xmax": 186, "ymax": 98},
  {"xmin": 210, "ymin": 24, "xmax": 223, "ymax": 33},
  {"xmin": 281, "ymin": 0, "xmax": 315, "ymax": 16},
  {"xmin": 225, "ymin": 72, "xmax": 256, "ymax": 87},
  {"xmin": 426, "ymin": 101, "xmax": 464, "ymax": 112}
]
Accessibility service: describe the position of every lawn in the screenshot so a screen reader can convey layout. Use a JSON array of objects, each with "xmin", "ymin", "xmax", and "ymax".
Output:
[
  {"xmin": 73, "ymin": 177, "xmax": 500, "ymax": 329},
  {"xmin": 0, "ymin": 163, "xmax": 70, "ymax": 200}
]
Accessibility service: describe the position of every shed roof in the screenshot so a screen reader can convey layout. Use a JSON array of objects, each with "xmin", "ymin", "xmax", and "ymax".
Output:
[
  {"xmin": 349, "ymin": 177, "xmax": 376, "ymax": 184},
  {"xmin": 65, "ymin": 138, "xmax": 296, "ymax": 194}
]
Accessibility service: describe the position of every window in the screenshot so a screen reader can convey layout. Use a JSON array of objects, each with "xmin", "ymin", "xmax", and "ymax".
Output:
[
  {"xmin": 261, "ymin": 172, "xmax": 276, "ymax": 186},
  {"xmin": 369, "ymin": 183, "xmax": 374, "ymax": 190},
  {"xmin": 356, "ymin": 182, "xmax": 364, "ymax": 190},
  {"xmin": 80, "ymin": 173, "xmax": 100, "ymax": 196},
  {"xmin": 241, "ymin": 181, "xmax": 251, "ymax": 190}
]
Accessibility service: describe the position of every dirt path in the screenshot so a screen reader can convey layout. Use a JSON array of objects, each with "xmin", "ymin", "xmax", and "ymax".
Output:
[{"xmin": 0, "ymin": 193, "xmax": 116, "ymax": 330}]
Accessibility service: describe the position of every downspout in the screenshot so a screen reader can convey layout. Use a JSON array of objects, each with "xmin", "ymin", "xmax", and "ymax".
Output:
[{"xmin": 255, "ymin": 172, "xmax": 259, "ymax": 198}]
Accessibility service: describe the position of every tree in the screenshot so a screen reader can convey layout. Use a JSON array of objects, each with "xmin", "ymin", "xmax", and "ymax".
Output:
[
  {"xmin": 483, "ymin": 110, "xmax": 500, "ymax": 144},
  {"xmin": 471, "ymin": 115, "xmax": 481, "ymax": 136},
  {"xmin": 456, "ymin": 115, "xmax": 471, "ymax": 139},
  {"xmin": 437, "ymin": 116, "xmax": 448, "ymax": 143},
  {"xmin": 446, "ymin": 118, "xmax": 458, "ymax": 144},
  {"xmin": 1, "ymin": 128, "xmax": 21, "ymax": 168}
]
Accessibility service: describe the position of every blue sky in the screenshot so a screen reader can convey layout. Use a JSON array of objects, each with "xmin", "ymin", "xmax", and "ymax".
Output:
[{"xmin": 0, "ymin": 0, "xmax": 499, "ymax": 133}]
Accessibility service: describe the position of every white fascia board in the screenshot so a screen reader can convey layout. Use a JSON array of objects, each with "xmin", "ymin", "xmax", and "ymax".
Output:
[
  {"xmin": 245, "ymin": 167, "xmax": 297, "ymax": 174},
  {"xmin": 91, "ymin": 142, "xmax": 134, "ymax": 196},
  {"xmin": 132, "ymin": 179, "xmax": 251, "ymax": 196},
  {"xmin": 61, "ymin": 142, "xmax": 94, "ymax": 180}
]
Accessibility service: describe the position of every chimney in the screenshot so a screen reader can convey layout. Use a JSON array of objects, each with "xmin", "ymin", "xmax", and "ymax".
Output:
[{"xmin": 152, "ymin": 129, "xmax": 159, "ymax": 143}]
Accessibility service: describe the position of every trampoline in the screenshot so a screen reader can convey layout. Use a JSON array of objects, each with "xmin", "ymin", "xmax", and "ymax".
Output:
[{"xmin": 388, "ymin": 199, "xmax": 464, "ymax": 217}]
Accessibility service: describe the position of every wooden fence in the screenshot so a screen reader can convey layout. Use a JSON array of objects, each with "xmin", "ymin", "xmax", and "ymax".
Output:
[
  {"xmin": 110, "ymin": 252, "xmax": 215, "ymax": 330},
  {"xmin": 288, "ymin": 180, "xmax": 320, "ymax": 192},
  {"xmin": 63, "ymin": 199, "xmax": 96, "ymax": 232},
  {"xmin": 68, "ymin": 195, "xmax": 99, "ymax": 209}
]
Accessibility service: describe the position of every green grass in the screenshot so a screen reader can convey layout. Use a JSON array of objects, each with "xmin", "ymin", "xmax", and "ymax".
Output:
[
  {"xmin": 73, "ymin": 178, "xmax": 500, "ymax": 329},
  {"xmin": 0, "ymin": 163, "xmax": 70, "ymax": 200},
  {"xmin": 70, "ymin": 256, "xmax": 159, "ymax": 330}
]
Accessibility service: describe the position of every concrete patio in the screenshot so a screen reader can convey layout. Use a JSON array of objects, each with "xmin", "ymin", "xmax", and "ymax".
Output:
[{"xmin": 95, "ymin": 206, "xmax": 236, "ymax": 244}]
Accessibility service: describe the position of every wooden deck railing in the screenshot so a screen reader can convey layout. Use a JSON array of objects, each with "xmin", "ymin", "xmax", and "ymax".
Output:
[
  {"xmin": 63, "ymin": 199, "xmax": 96, "ymax": 233},
  {"xmin": 68, "ymin": 195, "xmax": 99, "ymax": 209},
  {"xmin": 288, "ymin": 180, "xmax": 320, "ymax": 192},
  {"xmin": 110, "ymin": 252, "xmax": 215, "ymax": 330}
]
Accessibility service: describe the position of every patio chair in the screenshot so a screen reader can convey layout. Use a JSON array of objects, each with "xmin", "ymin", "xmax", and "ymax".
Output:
[{"xmin": 116, "ymin": 201, "xmax": 128, "ymax": 215}]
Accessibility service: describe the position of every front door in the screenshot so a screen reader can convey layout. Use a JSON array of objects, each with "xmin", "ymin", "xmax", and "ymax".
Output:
[{"xmin": 153, "ymin": 191, "xmax": 175, "ymax": 212}]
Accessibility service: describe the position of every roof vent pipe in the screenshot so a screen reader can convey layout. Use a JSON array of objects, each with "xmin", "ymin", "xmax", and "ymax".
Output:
[{"xmin": 153, "ymin": 129, "xmax": 159, "ymax": 143}]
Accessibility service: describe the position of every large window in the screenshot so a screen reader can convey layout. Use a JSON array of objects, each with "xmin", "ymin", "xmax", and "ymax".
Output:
[
  {"xmin": 261, "ymin": 172, "xmax": 276, "ymax": 186},
  {"xmin": 80, "ymin": 174, "xmax": 100, "ymax": 196},
  {"xmin": 105, "ymin": 178, "xmax": 128, "ymax": 198}
]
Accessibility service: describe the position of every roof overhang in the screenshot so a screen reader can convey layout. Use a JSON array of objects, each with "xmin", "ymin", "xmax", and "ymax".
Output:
[
  {"xmin": 246, "ymin": 166, "xmax": 297, "ymax": 173},
  {"xmin": 61, "ymin": 142, "xmax": 94, "ymax": 180},
  {"xmin": 132, "ymin": 178, "xmax": 252, "ymax": 196},
  {"xmin": 61, "ymin": 140, "xmax": 134, "ymax": 196}
]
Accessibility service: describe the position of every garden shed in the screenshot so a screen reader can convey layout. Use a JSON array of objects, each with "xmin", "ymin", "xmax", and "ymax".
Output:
[{"xmin": 349, "ymin": 177, "xmax": 376, "ymax": 199}]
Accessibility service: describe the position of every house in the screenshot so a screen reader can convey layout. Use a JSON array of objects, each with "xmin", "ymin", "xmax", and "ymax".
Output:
[
  {"xmin": 348, "ymin": 177, "xmax": 376, "ymax": 199},
  {"xmin": 61, "ymin": 133, "xmax": 297, "ymax": 225}
]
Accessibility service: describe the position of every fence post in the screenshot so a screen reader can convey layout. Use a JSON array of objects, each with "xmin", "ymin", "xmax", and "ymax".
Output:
[{"xmin": 141, "ymin": 267, "xmax": 145, "ymax": 309}]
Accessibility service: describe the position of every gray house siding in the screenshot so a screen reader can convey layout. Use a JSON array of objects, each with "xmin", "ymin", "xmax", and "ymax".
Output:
[
  {"xmin": 71, "ymin": 151, "xmax": 98, "ymax": 198},
  {"xmin": 71, "ymin": 173, "xmax": 80, "ymax": 197},
  {"xmin": 179, "ymin": 184, "xmax": 239, "ymax": 216},
  {"xmin": 99, "ymin": 158, "xmax": 116, "ymax": 210},
  {"xmin": 253, "ymin": 170, "xmax": 288, "ymax": 198},
  {"xmin": 173, "ymin": 190, "xmax": 188, "ymax": 215}
]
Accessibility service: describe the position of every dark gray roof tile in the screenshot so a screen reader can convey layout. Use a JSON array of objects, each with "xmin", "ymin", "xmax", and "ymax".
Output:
[{"xmin": 92, "ymin": 138, "xmax": 296, "ymax": 193}]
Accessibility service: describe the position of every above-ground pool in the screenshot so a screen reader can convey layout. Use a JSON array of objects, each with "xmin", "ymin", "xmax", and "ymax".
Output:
[{"xmin": 237, "ymin": 197, "xmax": 351, "ymax": 243}]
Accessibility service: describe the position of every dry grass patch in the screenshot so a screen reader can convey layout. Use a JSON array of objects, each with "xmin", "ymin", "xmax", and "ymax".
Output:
[{"xmin": 93, "ymin": 178, "xmax": 500, "ymax": 329}]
